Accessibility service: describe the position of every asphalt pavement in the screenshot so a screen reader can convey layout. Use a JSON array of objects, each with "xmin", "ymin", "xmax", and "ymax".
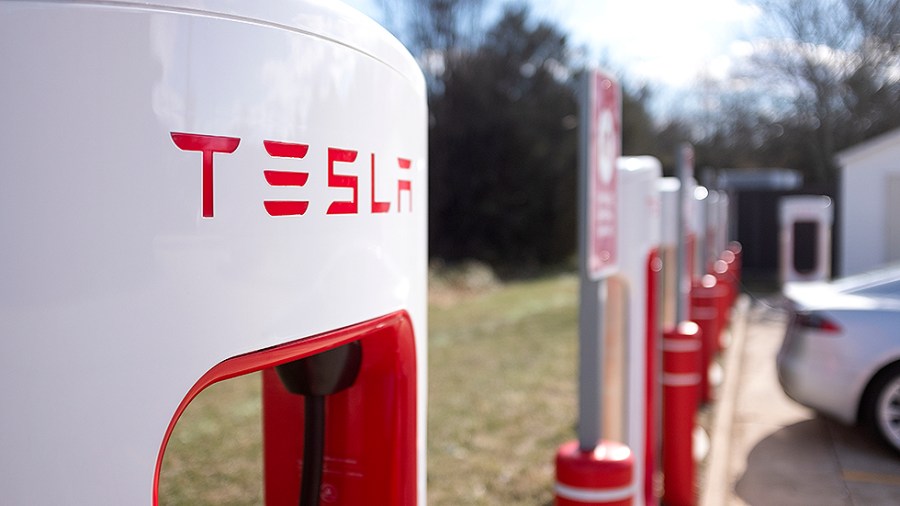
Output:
[{"xmin": 701, "ymin": 294, "xmax": 900, "ymax": 506}]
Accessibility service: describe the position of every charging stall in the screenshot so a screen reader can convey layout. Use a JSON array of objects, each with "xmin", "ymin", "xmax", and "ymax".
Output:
[
  {"xmin": 658, "ymin": 178, "xmax": 682, "ymax": 330},
  {"xmin": 707, "ymin": 191, "xmax": 730, "ymax": 267},
  {"xmin": 0, "ymin": 2, "xmax": 427, "ymax": 504},
  {"xmin": 658, "ymin": 170, "xmax": 704, "ymax": 506},
  {"xmin": 616, "ymin": 157, "xmax": 663, "ymax": 506},
  {"xmin": 693, "ymin": 187, "xmax": 711, "ymax": 278},
  {"xmin": 779, "ymin": 195, "xmax": 834, "ymax": 284},
  {"xmin": 689, "ymin": 187, "xmax": 725, "ymax": 403}
]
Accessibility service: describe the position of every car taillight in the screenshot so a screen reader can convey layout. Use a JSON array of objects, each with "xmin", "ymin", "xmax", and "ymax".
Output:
[{"xmin": 794, "ymin": 312, "xmax": 841, "ymax": 333}]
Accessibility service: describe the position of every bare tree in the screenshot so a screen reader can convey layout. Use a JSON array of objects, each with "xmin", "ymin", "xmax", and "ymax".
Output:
[
  {"xmin": 841, "ymin": 0, "xmax": 900, "ymax": 140},
  {"xmin": 742, "ymin": 0, "xmax": 900, "ymax": 183},
  {"xmin": 379, "ymin": 0, "xmax": 487, "ymax": 55}
]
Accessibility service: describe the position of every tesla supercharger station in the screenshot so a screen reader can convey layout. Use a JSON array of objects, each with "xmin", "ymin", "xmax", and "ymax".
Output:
[
  {"xmin": 690, "ymin": 186, "xmax": 722, "ymax": 401},
  {"xmin": 616, "ymin": 156, "xmax": 663, "ymax": 506},
  {"xmin": 0, "ymin": 2, "xmax": 428, "ymax": 505},
  {"xmin": 658, "ymin": 178, "xmax": 681, "ymax": 330},
  {"xmin": 780, "ymin": 195, "xmax": 834, "ymax": 284},
  {"xmin": 706, "ymin": 191, "xmax": 729, "ymax": 267},
  {"xmin": 716, "ymin": 192, "xmax": 731, "ymax": 256},
  {"xmin": 692, "ymin": 186, "xmax": 710, "ymax": 279},
  {"xmin": 681, "ymin": 177, "xmax": 698, "ymax": 312},
  {"xmin": 658, "ymin": 174, "xmax": 703, "ymax": 506}
]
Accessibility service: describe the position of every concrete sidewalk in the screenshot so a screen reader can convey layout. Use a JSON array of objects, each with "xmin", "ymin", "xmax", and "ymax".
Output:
[{"xmin": 701, "ymin": 295, "xmax": 900, "ymax": 506}]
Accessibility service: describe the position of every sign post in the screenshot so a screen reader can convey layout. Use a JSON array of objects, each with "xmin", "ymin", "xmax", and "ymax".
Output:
[
  {"xmin": 555, "ymin": 68, "xmax": 633, "ymax": 506},
  {"xmin": 578, "ymin": 69, "xmax": 621, "ymax": 451}
]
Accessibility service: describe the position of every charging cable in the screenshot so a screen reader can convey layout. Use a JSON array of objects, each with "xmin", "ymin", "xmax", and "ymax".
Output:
[{"xmin": 275, "ymin": 342, "xmax": 362, "ymax": 506}]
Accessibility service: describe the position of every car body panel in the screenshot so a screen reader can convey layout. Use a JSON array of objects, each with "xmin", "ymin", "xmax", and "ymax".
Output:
[{"xmin": 778, "ymin": 265, "xmax": 900, "ymax": 425}]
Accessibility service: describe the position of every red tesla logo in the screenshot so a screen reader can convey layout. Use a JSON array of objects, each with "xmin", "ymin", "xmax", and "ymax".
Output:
[
  {"xmin": 170, "ymin": 133, "xmax": 241, "ymax": 218},
  {"xmin": 171, "ymin": 132, "xmax": 414, "ymax": 218},
  {"xmin": 263, "ymin": 140, "xmax": 310, "ymax": 217}
]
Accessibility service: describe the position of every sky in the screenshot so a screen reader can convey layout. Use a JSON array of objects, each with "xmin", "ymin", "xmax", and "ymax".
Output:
[
  {"xmin": 343, "ymin": 0, "xmax": 765, "ymax": 113},
  {"xmin": 532, "ymin": 0, "xmax": 762, "ymax": 85}
]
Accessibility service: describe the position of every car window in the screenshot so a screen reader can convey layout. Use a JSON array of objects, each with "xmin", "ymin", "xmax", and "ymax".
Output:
[
  {"xmin": 843, "ymin": 277, "xmax": 900, "ymax": 297},
  {"xmin": 834, "ymin": 264, "xmax": 900, "ymax": 294}
]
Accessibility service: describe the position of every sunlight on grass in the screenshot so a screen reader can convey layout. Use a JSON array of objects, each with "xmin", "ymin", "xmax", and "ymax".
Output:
[{"xmin": 427, "ymin": 273, "xmax": 578, "ymax": 505}]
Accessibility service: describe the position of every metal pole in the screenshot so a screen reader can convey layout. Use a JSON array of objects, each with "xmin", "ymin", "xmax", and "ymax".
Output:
[
  {"xmin": 675, "ymin": 143, "xmax": 693, "ymax": 323},
  {"xmin": 579, "ymin": 277, "xmax": 605, "ymax": 450},
  {"xmin": 577, "ymin": 72, "xmax": 603, "ymax": 451}
]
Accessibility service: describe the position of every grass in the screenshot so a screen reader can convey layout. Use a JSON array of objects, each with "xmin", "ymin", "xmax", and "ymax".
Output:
[
  {"xmin": 427, "ymin": 273, "xmax": 578, "ymax": 505},
  {"xmin": 158, "ymin": 272, "xmax": 580, "ymax": 505},
  {"xmin": 158, "ymin": 373, "xmax": 264, "ymax": 505}
]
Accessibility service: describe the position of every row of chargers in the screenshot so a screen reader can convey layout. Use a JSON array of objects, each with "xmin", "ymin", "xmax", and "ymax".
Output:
[{"xmin": 562, "ymin": 156, "xmax": 743, "ymax": 506}]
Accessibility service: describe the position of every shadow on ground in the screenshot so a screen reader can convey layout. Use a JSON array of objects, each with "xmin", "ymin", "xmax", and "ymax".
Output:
[{"xmin": 735, "ymin": 416, "xmax": 900, "ymax": 506}]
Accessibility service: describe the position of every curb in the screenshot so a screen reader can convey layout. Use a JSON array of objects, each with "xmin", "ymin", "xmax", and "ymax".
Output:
[{"xmin": 700, "ymin": 294, "xmax": 751, "ymax": 506}]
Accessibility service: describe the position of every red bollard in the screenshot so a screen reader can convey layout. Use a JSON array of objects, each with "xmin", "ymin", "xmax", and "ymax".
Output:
[
  {"xmin": 690, "ymin": 276, "xmax": 725, "ymax": 403},
  {"xmin": 727, "ymin": 241, "xmax": 742, "ymax": 296},
  {"xmin": 717, "ymin": 252, "xmax": 737, "ymax": 308},
  {"xmin": 555, "ymin": 441, "xmax": 633, "ymax": 506},
  {"xmin": 662, "ymin": 321, "xmax": 702, "ymax": 506},
  {"xmin": 713, "ymin": 252, "xmax": 739, "ymax": 329},
  {"xmin": 713, "ymin": 259, "xmax": 734, "ymax": 329},
  {"xmin": 644, "ymin": 252, "xmax": 662, "ymax": 504}
]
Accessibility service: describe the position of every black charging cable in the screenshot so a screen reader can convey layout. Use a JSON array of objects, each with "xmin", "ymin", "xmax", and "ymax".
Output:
[{"xmin": 275, "ymin": 341, "xmax": 362, "ymax": 506}]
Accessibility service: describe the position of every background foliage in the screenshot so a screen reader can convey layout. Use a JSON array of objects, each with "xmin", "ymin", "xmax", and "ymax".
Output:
[{"xmin": 380, "ymin": 0, "xmax": 900, "ymax": 272}]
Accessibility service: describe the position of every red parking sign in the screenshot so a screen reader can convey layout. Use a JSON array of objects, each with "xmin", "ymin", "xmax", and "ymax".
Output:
[{"xmin": 587, "ymin": 71, "xmax": 621, "ymax": 279}]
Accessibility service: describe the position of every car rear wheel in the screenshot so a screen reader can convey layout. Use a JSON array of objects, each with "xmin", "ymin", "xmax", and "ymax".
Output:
[{"xmin": 865, "ymin": 364, "xmax": 900, "ymax": 453}]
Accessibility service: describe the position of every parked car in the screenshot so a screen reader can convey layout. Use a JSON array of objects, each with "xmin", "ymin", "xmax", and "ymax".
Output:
[{"xmin": 777, "ymin": 264, "xmax": 900, "ymax": 452}]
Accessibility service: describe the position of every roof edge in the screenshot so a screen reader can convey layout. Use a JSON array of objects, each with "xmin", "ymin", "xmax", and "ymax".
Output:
[{"xmin": 836, "ymin": 126, "xmax": 900, "ymax": 167}]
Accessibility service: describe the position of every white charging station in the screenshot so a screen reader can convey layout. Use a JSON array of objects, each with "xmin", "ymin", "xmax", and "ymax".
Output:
[
  {"xmin": 779, "ymin": 195, "xmax": 833, "ymax": 284},
  {"xmin": 0, "ymin": 2, "xmax": 427, "ymax": 504},
  {"xmin": 658, "ymin": 178, "xmax": 681, "ymax": 330},
  {"xmin": 705, "ymin": 190, "xmax": 730, "ymax": 267},
  {"xmin": 695, "ymin": 188, "xmax": 731, "ymax": 277},
  {"xmin": 682, "ymin": 177, "xmax": 699, "ymax": 291},
  {"xmin": 617, "ymin": 156, "xmax": 662, "ymax": 506},
  {"xmin": 693, "ymin": 186, "xmax": 710, "ymax": 280}
]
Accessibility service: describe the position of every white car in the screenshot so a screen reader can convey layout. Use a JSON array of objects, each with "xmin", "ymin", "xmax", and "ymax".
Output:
[{"xmin": 777, "ymin": 264, "xmax": 900, "ymax": 452}]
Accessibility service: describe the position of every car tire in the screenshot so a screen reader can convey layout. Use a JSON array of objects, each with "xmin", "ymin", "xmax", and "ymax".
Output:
[{"xmin": 863, "ymin": 363, "xmax": 900, "ymax": 453}]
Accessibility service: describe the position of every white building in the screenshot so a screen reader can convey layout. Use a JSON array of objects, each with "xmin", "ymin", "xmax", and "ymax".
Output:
[{"xmin": 838, "ymin": 127, "xmax": 900, "ymax": 276}]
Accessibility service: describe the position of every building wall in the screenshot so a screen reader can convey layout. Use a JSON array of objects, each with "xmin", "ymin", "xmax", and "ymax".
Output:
[{"xmin": 839, "ymin": 133, "xmax": 900, "ymax": 276}]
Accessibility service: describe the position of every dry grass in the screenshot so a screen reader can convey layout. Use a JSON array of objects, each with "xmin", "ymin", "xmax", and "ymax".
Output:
[
  {"xmin": 427, "ymin": 273, "xmax": 578, "ymax": 505},
  {"xmin": 157, "ymin": 272, "xmax": 580, "ymax": 505},
  {"xmin": 158, "ymin": 373, "xmax": 263, "ymax": 505}
]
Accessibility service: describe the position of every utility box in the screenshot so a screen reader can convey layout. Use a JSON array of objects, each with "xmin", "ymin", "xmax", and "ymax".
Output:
[{"xmin": 0, "ymin": 2, "xmax": 427, "ymax": 504}]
